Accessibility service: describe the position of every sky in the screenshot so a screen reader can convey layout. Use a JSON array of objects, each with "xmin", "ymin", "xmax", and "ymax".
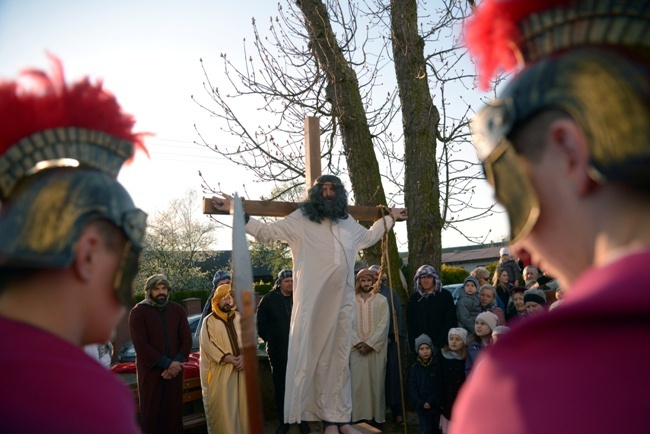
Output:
[{"xmin": 0, "ymin": 0, "xmax": 509, "ymax": 250}]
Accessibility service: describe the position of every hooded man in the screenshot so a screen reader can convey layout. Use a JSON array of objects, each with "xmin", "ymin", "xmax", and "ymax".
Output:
[
  {"xmin": 195, "ymin": 270, "xmax": 231, "ymax": 338},
  {"xmin": 453, "ymin": 0, "xmax": 650, "ymax": 432},
  {"xmin": 406, "ymin": 265, "xmax": 457, "ymax": 353},
  {"xmin": 200, "ymin": 284, "xmax": 248, "ymax": 434},
  {"xmin": 129, "ymin": 274, "xmax": 192, "ymax": 434},
  {"xmin": 350, "ymin": 268, "xmax": 389, "ymax": 427},
  {"xmin": 212, "ymin": 175, "xmax": 407, "ymax": 433}
]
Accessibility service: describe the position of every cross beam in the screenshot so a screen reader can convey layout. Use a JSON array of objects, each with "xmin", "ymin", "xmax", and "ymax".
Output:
[
  {"xmin": 202, "ymin": 198, "xmax": 391, "ymax": 221},
  {"xmin": 202, "ymin": 116, "xmax": 396, "ymax": 222}
]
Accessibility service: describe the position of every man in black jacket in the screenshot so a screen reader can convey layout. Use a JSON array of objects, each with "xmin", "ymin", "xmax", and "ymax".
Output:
[{"xmin": 257, "ymin": 270, "xmax": 309, "ymax": 434}]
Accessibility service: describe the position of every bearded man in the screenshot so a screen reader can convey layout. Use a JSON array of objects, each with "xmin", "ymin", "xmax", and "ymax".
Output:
[
  {"xmin": 213, "ymin": 174, "xmax": 407, "ymax": 433},
  {"xmin": 129, "ymin": 274, "xmax": 192, "ymax": 434},
  {"xmin": 200, "ymin": 284, "xmax": 248, "ymax": 434},
  {"xmin": 350, "ymin": 268, "xmax": 389, "ymax": 427}
]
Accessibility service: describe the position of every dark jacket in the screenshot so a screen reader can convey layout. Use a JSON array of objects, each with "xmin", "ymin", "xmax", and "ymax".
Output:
[
  {"xmin": 438, "ymin": 351, "xmax": 466, "ymax": 419},
  {"xmin": 407, "ymin": 290, "xmax": 457, "ymax": 352},
  {"xmin": 378, "ymin": 283, "xmax": 403, "ymax": 340},
  {"xmin": 256, "ymin": 289, "xmax": 292, "ymax": 362},
  {"xmin": 409, "ymin": 350, "xmax": 441, "ymax": 414},
  {"xmin": 465, "ymin": 339, "xmax": 486, "ymax": 377}
]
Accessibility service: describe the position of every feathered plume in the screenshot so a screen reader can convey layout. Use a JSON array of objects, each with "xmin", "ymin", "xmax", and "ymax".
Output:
[
  {"xmin": 465, "ymin": 0, "xmax": 568, "ymax": 90},
  {"xmin": 0, "ymin": 53, "xmax": 147, "ymax": 159}
]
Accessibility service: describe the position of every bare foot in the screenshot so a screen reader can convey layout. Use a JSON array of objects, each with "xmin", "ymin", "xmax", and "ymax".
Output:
[
  {"xmin": 339, "ymin": 424, "xmax": 362, "ymax": 434},
  {"xmin": 324, "ymin": 426, "xmax": 339, "ymax": 434}
]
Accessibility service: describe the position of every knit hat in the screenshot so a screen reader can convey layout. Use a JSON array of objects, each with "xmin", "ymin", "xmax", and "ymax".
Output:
[
  {"xmin": 212, "ymin": 270, "xmax": 231, "ymax": 289},
  {"xmin": 463, "ymin": 275, "xmax": 479, "ymax": 290},
  {"xmin": 448, "ymin": 327, "xmax": 468, "ymax": 345},
  {"xmin": 524, "ymin": 289, "xmax": 546, "ymax": 305},
  {"xmin": 492, "ymin": 325, "xmax": 510, "ymax": 336},
  {"xmin": 415, "ymin": 334, "xmax": 433, "ymax": 351},
  {"xmin": 476, "ymin": 311, "xmax": 499, "ymax": 331}
]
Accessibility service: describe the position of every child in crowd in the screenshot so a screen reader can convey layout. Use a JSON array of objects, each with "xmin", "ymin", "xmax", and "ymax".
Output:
[
  {"xmin": 498, "ymin": 247, "xmax": 521, "ymax": 286},
  {"xmin": 465, "ymin": 311, "xmax": 498, "ymax": 376},
  {"xmin": 438, "ymin": 328, "xmax": 467, "ymax": 434},
  {"xmin": 409, "ymin": 334, "xmax": 442, "ymax": 434},
  {"xmin": 456, "ymin": 276, "xmax": 481, "ymax": 338}
]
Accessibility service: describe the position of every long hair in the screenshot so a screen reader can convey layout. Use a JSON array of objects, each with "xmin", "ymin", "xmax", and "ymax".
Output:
[
  {"xmin": 492, "ymin": 267, "xmax": 508, "ymax": 287},
  {"xmin": 298, "ymin": 175, "xmax": 349, "ymax": 223}
]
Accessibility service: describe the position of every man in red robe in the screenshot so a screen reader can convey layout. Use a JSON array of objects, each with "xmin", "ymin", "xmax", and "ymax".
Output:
[{"xmin": 130, "ymin": 274, "xmax": 192, "ymax": 434}]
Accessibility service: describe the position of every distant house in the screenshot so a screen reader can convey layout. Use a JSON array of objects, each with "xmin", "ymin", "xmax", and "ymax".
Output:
[
  {"xmin": 440, "ymin": 242, "xmax": 505, "ymax": 272},
  {"xmin": 196, "ymin": 250, "xmax": 275, "ymax": 283}
]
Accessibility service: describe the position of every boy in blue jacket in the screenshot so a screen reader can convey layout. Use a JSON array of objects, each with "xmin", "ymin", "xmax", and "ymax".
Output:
[{"xmin": 409, "ymin": 334, "xmax": 442, "ymax": 434}]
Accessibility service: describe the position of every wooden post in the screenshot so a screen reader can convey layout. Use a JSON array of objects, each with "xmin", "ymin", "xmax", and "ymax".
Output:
[{"xmin": 304, "ymin": 116, "xmax": 321, "ymax": 188}]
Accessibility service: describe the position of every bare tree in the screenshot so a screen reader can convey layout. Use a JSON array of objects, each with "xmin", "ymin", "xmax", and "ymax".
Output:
[
  {"xmin": 193, "ymin": 0, "xmax": 491, "ymax": 292},
  {"xmin": 136, "ymin": 190, "xmax": 219, "ymax": 293}
]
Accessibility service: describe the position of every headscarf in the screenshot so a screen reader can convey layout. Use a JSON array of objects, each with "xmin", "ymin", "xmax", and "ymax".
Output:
[
  {"xmin": 355, "ymin": 268, "xmax": 377, "ymax": 293},
  {"xmin": 212, "ymin": 270, "xmax": 231, "ymax": 289},
  {"xmin": 211, "ymin": 284, "xmax": 235, "ymax": 321},
  {"xmin": 274, "ymin": 269, "xmax": 293, "ymax": 291},
  {"xmin": 414, "ymin": 264, "xmax": 442, "ymax": 297},
  {"xmin": 144, "ymin": 274, "xmax": 170, "ymax": 308}
]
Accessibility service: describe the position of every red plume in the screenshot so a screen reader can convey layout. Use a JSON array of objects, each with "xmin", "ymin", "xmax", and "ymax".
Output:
[
  {"xmin": 0, "ymin": 54, "xmax": 147, "ymax": 160},
  {"xmin": 465, "ymin": 0, "xmax": 569, "ymax": 90}
]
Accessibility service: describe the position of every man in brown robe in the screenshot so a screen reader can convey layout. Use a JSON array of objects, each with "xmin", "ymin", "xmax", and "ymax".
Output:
[{"xmin": 130, "ymin": 274, "xmax": 192, "ymax": 434}]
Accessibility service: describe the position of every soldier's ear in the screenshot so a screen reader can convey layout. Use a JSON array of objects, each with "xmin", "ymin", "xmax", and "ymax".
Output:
[
  {"xmin": 547, "ymin": 118, "xmax": 593, "ymax": 196},
  {"xmin": 72, "ymin": 227, "xmax": 103, "ymax": 283}
]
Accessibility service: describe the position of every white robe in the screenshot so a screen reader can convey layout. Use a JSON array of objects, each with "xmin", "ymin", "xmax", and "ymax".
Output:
[
  {"xmin": 350, "ymin": 292, "xmax": 389, "ymax": 423},
  {"xmin": 247, "ymin": 209, "xmax": 394, "ymax": 423}
]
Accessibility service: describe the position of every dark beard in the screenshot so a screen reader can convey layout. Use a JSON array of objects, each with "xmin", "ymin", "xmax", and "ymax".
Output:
[
  {"xmin": 154, "ymin": 294, "xmax": 168, "ymax": 305},
  {"xmin": 218, "ymin": 303, "xmax": 232, "ymax": 313},
  {"xmin": 299, "ymin": 194, "xmax": 348, "ymax": 223}
]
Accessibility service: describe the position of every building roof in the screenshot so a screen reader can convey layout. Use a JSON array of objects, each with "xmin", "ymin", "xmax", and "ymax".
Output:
[{"xmin": 441, "ymin": 242, "xmax": 506, "ymax": 266}]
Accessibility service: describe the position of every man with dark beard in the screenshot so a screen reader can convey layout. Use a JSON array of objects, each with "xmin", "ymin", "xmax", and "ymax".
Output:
[
  {"xmin": 213, "ymin": 174, "xmax": 407, "ymax": 434},
  {"xmin": 129, "ymin": 274, "xmax": 192, "ymax": 434},
  {"xmin": 200, "ymin": 284, "xmax": 248, "ymax": 434}
]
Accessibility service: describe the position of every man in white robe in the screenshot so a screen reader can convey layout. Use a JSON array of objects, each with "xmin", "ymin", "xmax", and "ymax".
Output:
[
  {"xmin": 199, "ymin": 284, "xmax": 248, "ymax": 434},
  {"xmin": 213, "ymin": 175, "xmax": 407, "ymax": 433},
  {"xmin": 350, "ymin": 269, "xmax": 389, "ymax": 426}
]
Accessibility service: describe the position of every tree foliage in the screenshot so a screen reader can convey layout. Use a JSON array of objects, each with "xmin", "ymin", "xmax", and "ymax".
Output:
[{"xmin": 135, "ymin": 190, "xmax": 220, "ymax": 293}]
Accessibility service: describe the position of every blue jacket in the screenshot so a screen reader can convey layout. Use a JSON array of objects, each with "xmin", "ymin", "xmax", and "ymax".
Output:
[{"xmin": 409, "ymin": 352, "xmax": 441, "ymax": 414}]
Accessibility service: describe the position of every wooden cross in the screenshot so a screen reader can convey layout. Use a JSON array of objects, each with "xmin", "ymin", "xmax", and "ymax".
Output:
[{"xmin": 202, "ymin": 116, "xmax": 391, "ymax": 221}]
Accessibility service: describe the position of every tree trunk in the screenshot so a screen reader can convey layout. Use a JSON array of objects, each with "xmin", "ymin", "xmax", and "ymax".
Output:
[
  {"xmin": 297, "ymin": 0, "xmax": 405, "ymax": 296},
  {"xmin": 390, "ymin": 0, "xmax": 443, "ymax": 284}
]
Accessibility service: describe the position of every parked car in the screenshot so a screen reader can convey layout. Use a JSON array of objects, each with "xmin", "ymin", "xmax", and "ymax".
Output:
[
  {"xmin": 118, "ymin": 314, "xmax": 202, "ymax": 363},
  {"xmin": 443, "ymin": 283, "xmax": 463, "ymax": 305}
]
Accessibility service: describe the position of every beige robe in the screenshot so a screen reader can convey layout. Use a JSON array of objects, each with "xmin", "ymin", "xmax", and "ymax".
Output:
[
  {"xmin": 247, "ymin": 209, "xmax": 394, "ymax": 423},
  {"xmin": 350, "ymin": 292, "xmax": 389, "ymax": 423},
  {"xmin": 199, "ymin": 312, "xmax": 248, "ymax": 434}
]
